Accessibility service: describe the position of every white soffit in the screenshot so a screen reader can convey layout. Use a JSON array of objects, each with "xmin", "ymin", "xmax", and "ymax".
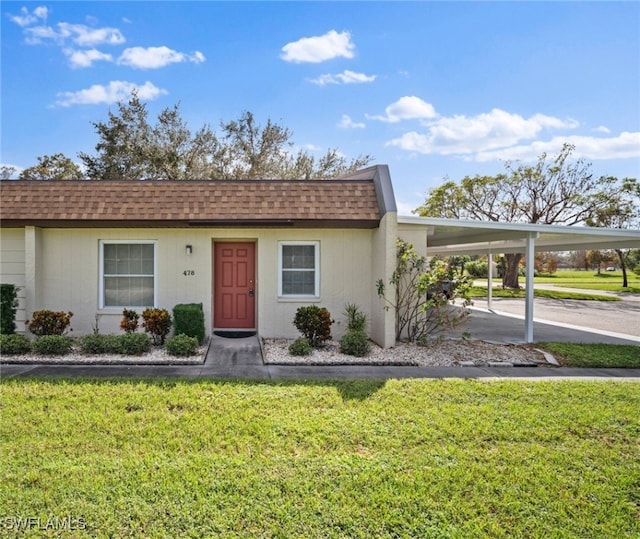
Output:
[{"xmin": 398, "ymin": 216, "xmax": 640, "ymax": 256}]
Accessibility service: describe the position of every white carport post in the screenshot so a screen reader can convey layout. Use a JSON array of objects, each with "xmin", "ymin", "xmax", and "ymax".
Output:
[
  {"xmin": 487, "ymin": 244, "xmax": 493, "ymax": 311},
  {"xmin": 524, "ymin": 232, "xmax": 538, "ymax": 343}
]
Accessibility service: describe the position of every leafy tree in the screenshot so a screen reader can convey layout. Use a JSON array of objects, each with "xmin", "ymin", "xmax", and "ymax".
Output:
[
  {"xmin": 0, "ymin": 165, "xmax": 17, "ymax": 180},
  {"xmin": 586, "ymin": 250, "xmax": 615, "ymax": 274},
  {"xmin": 416, "ymin": 144, "xmax": 605, "ymax": 288},
  {"xmin": 586, "ymin": 177, "xmax": 639, "ymax": 287},
  {"xmin": 568, "ymin": 250, "xmax": 589, "ymax": 271},
  {"xmin": 79, "ymin": 92, "xmax": 371, "ymax": 180},
  {"xmin": 376, "ymin": 240, "xmax": 471, "ymax": 343},
  {"xmin": 531, "ymin": 252, "xmax": 559, "ymax": 275},
  {"xmin": 18, "ymin": 153, "xmax": 83, "ymax": 180}
]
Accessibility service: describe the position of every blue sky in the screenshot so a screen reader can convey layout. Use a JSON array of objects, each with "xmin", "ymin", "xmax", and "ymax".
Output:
[{"xmin": 2, "ymin": 1, "xmax": 639, "ymax": 214}]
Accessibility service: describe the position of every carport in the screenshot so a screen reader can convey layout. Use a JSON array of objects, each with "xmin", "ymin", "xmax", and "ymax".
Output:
[{"xmin": 398, "ymin": 216, "xmax": 640, "ymax": 343}]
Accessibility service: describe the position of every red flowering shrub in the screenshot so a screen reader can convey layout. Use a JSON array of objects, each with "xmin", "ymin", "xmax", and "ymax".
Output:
[
  {"xmin": 141, "ymin": 308, "xmax": 172, "ymax": 345},
  {"xmin": 26, "ymin": 310, "xmax": 73, "ymax": 336},
  {"xmin": 120, "ymin": 309, "xmax": 140, "ymax": 333}
]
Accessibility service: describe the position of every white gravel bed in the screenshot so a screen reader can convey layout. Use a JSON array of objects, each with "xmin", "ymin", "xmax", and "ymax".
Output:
[
  {"xmin": 1, "ymin": 344, "xmax": 208, "ymax": 365},
  {"xmin": 263, "ymin": 338, "xmax": 549, "ymax": 367}
]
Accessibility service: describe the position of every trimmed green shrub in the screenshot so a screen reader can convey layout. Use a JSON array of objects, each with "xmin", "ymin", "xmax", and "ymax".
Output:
[
  {"xmin": 26, "ymin": 310, "xmax": 73, "ymax": 336},
  {"xmin": 173, "ymin": 303, "xmax": 205, "ymax": 344},
  {"xmin": 339, "ymin": 330, "xmax": 371, "ymax": 357},
  {"xmin": 466, "ymin": 260, "xmax": 489, "ymax": 278},
  {"xmin": 293, "ymin": 306, "xmax": 333, "ymax": 348},
  {"xmin": 118, "ymin": 333, "xmax": 151, "ymax": 355},
  {"xmin": 120, "ymin": 309, "xmax": 139, "ymax": 333},
  {"xmin": 32, "ymin": 335, "xmax": 72, "ymax": 356},
  {"xmin": 166, "ymin": 334, "xmax": 199, "ymax": 356},
  {"xmin": 0, "ymin": 334, "xmax": 31, "ymax": 355},
  {"xmin": 344, "ymin": 303, "xmax": 367, "ymax": 332},
  {"xmin": 79, "ymin": 334, "xmax": 120, "ymax": 354},
  {"xmin": 288, "ymin": 337, "xmax": 313, "ymax": 356},
  {"xmin": 141, "ymin": 308, "xmax": 172, "ymax": 345},
  {"xmin": 0, "ymin": 284, "xmax": 19, "ymax": 335}
]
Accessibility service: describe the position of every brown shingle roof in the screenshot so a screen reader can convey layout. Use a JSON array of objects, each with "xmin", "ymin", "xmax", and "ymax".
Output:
[{"xmin": 0, "ymin": 178, "xmax": 383, "ymax": 228}]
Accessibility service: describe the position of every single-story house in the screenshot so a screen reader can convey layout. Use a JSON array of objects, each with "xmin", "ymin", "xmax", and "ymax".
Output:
[
  {"xmin": 2, "ymin": 165, "xmax": 638, "ymax": 346},
  {"xmin": 0, "ymin": 165, "xmax": 398, "ymax": 347}
]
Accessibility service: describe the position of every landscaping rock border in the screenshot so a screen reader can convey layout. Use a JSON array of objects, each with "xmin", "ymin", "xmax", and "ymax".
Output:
[{"xmin": 263, "ymin": 338, "xmax": 551, "ymax": 367}]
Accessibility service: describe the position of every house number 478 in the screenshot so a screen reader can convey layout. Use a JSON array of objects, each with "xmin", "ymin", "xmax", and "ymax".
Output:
[{"xmin": 183, "ymin": 270, "xmax": 195, "ymax": 276}]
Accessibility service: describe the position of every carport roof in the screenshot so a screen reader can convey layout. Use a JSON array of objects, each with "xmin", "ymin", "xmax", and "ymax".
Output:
[{"xmin": 398, "ymin": 216, "xmax": 640, "ymax": 255}]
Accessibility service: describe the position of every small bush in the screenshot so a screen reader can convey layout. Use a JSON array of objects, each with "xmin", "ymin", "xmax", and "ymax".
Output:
[
  {"xmin": 79, "ymin": 334, "xmax": 122, "ymax": 354},
  {"xmin": 80, "ymin": 333, "xmax": 109, "ymax": 354},
  {"xmin": 166, "ymin": 334, "xmax": 199, "ymax": 356},
  {"xmin": 118, "ymin": 333, "xmax": 151, "ymax": 355},
  {"xmin": 173, "ymin": 303, "xmax": 205, "ymax": 344},
  {"xmin": 288, "ymin": 337, "xmax": 313, "ymax": 356},
  {"xmin": 0, "ymin": 334, "xmax": 31, "ymax": 355},
  {"xmin": 32, "ymin": 335, "xmax": 72, "ymax": 356},
  {"xmin": 293, "ymin": 306, "xmax": 333, "ymax": 348},
  {"xmin": 466, "ymin": 260, "xmax": 489, "ymax": 278},
  {"xmin": 120, "ymin": 309, "xmax": 139, "ymax": 333},
  {"xmin": 0, "ymin": 284, "xmax": 19, "ymax": 335},
  {"xmin": 344, "ymin": 303, "xmax": 367, "ymax": 332},
  {"xmin": 339, "ymin": 330, "xmax": 371, "ymax": 357},
  {"xmin": 26, "ymin": 310, "xmax": 73, "ymax": 336},
  {"xmin": 141, "ymin": 308, "xmax": 172, "ymax": 345}
]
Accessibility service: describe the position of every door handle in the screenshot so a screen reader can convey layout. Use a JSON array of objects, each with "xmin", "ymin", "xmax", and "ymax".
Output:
[{"xmin": 248, "ymin": 288, "xmax": 254, "ymax": 297}]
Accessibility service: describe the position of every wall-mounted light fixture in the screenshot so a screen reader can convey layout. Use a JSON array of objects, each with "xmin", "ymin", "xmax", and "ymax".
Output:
[{"xmin": 185, "ymin": 245, "xmax": 193, "ymax": 256}]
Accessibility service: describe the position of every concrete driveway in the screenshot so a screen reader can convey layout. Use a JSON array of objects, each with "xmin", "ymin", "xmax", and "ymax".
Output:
[{"xmin": 449, "ymin": 292, "xmax": 640, "ymax": 345}]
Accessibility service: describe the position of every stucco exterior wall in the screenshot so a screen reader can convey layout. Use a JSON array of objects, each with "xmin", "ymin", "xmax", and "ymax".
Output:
[
  {"xmin": 0, "ymin": 227, "xmax": 27, "ymax": 329},
  {"xmin": 369, "ymin": 212, "xmax": 398, "ymax": 348},
  {"xmin": 1, "ymin": 226, "xmax": 380, "ymax": 341}
]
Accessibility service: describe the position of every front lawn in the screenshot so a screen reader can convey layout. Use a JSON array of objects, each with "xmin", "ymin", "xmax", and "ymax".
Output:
[
  {"xmin": 534, "ymin": 270, "xmax": 640, "ymax": 293},
  {"xmin": 1, "ymin": 379, "xmax": 639, "ymax": 538}
]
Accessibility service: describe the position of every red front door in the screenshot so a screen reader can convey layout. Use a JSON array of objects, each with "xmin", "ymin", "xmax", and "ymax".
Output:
[{"xmin": 214, "ymin": 242, "xmax": 256, "ymax": 329}]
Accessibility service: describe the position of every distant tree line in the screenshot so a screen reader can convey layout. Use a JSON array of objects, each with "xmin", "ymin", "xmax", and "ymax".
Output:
[{"xmin": 8, "ymin": 91, "xmax": 372, "ymax": 182}]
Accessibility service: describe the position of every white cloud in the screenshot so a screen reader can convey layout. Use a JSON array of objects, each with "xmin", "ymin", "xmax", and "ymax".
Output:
[
  {"xmin": 309, "ymin": 70, "xmax": 376, "ymax": 86},
  {"xmin": 593, "ymin": 125, "xmax": 611, "ymax": 134},
  {"xmin": 118, "ymin": 46, "xmax": 206, "ymax": 69},
  {"xmin": 64, "ymin": 48, "xmax": 113, "ymax": 68},
  {"xmin": 54, "ymin": 80, "xmax": 167, "ymax": 107},
  {"xmin": 281, "ymin": 30, "xmax": 355, "ymax": 63},
  {"xmin": 9, "ymin": 6, "xmax": 48, "ymax": 27},
  {"xmin": 367, "ymin": 96, "xmax": 438, "ymax": 123},
  {"xmin": 386, "ymin": 108, "xmax": 579, "ymax": 155},
  {"xmin": 338, "ymin": 114, "xmax": 365, "ymax": 129},
  {"xmin": 474, "ymin": 132, "xmax": 640, "ymax": 162},
  {"xmin": 23, "ymin": 22, "xmax": 125, "ymax": 46},
  {"xmin": 395, "ymin": 200, "xmax": 418, "ymax": 216},
  {"xmin": 23, "ymin": 25, "xmax": 59, "ymax": 44}
]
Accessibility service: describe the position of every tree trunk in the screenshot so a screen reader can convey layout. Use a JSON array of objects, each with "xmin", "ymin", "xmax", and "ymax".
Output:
[
  {"xmin": 616, "ymin": 249, "xmax": 628, "ymax": 288},
  {"xmin": 502, "ymin": 253, "xmax": 523, "ymax": 289}
]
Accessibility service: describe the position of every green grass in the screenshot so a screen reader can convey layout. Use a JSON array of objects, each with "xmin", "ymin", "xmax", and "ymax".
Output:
[
  {"xmin": 534, "ymin": 270, "xmax": 640, "ymax": 293},
  {"xmin": 1, "ymin": 379, "xmax": 639, "ymax": 538},
  {"xmin": 539, "ymin": 343, "xmax": 640, "ymax": 368},
  {"xmin": 469, "ymin": 286, "xmax": 620, "ymax": 301}
]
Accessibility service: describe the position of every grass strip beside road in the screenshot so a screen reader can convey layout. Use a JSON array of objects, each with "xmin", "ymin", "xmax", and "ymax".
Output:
[
  {"xmin": 1, "ymin": 379, "xmax": 639, "ymax": 538},
  {"xmin": 469, "ymin": 286, "xmax": 620, "ymax": 301},
  {"xmin": 538, "ymin": 343, "xmax": 640, "ymax": 368}
]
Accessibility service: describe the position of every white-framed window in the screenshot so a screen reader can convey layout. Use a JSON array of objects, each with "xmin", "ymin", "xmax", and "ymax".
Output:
[
  {"xmin": 278, "ymin": 241, "xmax": 320, "ymax": 298},
  {"xmin": 99, "ymin": 241, "xmax": 157, "ymax": 308}
]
